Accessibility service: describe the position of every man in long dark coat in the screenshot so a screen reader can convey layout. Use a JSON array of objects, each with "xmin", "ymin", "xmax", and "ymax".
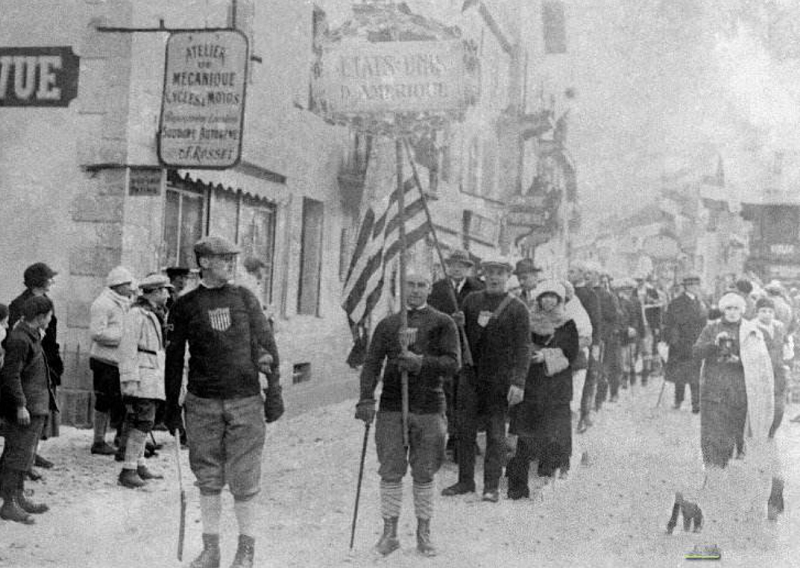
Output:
[
  {"xmin": 427, "ymin": 249, "xmax": 484, "ymax": 459},
  {"xmin": 592, "ymin": 269, "xmax": 621, "ymax": 409},
  {"xmin": 664, "ymin": 274, "xmax": 707, "ymax": 413},
  {"xmin": 441, "ymin": 257, "xmax": 529, "ymax": 503}
]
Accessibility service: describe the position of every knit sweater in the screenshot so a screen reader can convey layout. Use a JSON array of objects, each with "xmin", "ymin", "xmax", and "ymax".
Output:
[
  {"xmin": 360, "ymin": 306, "xmax": 458, "ymax": 414},
  {"xmin": 165, "ymin": 283, "xmax": 278, "ymax": 403}
]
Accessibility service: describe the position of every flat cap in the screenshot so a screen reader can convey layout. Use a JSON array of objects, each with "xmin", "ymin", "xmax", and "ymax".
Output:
[
  {"xmin": 481, "ymin": 255, "xmax": 514, "ymax": 272},
  {"xmin": 514, "ymin": 258, "xmax": 542, "ymax": 276},
  {"xmin": 194, "ymin": 235, "xmax": 240, "ymax": 257},
  {"xmin": 682, "ymin": 274, "xmax": 701, "ymax": 284},
  {"xmin": 139, "ymin": 273, "xmax": 173, "ymax": 292},
  {"xmin": 445, "ymin": 249, "xmax": 474, "ymax": 266}
]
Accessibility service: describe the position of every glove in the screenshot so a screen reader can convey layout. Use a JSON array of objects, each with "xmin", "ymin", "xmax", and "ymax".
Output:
[
  {"xmin": 355, "ymin": 399, "xmax": 376, "ymax": 424},
  {"xmin": 164, "ymin": 405, "xmax": 184, "ymax": 435},
  {"xmin": 121, "ymin": 380, "xmax": 138, "ymax": 398},
  {"xmin": 264, "ymin": 385, "xmax": 285, "ymax": 423},
  {"xmin": 397, "ymin": 352, "xmax": 423, "ymax": 374},
  {"xmin": 451, "ymin": 311, "xmax": 466, "ymax": 327},
  {"xmin": 507, "ymin": 385, "xmax": 524, "ymax": 407}
]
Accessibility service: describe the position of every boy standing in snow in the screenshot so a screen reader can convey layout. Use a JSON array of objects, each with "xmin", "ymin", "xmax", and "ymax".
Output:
[
  {"xmin": 116, "ymin": 274, "xmax": 172, "ymax": 488},
  {"xmin": 0, "ymin": 296, "xmax": 57, "ymax": 524},
  {"xmin": 355, "ymin": 271, "xmax": 459, "ymax": 557}
]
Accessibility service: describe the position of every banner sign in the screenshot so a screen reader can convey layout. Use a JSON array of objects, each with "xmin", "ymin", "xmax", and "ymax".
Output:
[
  {"xmin": 315, "ymin": 40, "xmax": 468, "ymax": 115},
  {"xmin": 158, "ymin": 30, "xmax": 248, "ymax": 169},
  {"xmin": 0, "ymin": 47, "xmax": 79, "ymax": 107}
]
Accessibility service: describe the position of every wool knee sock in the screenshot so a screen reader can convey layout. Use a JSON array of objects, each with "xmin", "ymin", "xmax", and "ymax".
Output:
[
  {"xmin": 413, "ymin": 481, "xmax": 434, "ymax": 520},
  {"xmin": 380, "ymin": 480, "xmax": 403, "ymax": 519},
  {"xmin": 123, "ymin": 428, "xmax": 147, "ymax": 470},
  {"xmin": 234, "ymin": 497, "xmax": 258, "ymax": 538},
  {"xmin": 200, "ymin": 493, "xmax": 222, "ymax": 535},
  {"xmin": 93, "ymin": 411, "xmax": 109, "ymax": 443}
]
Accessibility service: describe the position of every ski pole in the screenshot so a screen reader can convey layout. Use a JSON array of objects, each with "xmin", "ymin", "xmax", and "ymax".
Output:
[{"xmin": 349, "ymin": 422, "xmax": 371, "ymax": 550}]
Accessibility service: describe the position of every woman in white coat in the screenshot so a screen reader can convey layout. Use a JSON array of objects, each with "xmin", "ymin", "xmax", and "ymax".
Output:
[{"xmin": 667, "ymin": 292, "xmax": 782, "ymax": 533}]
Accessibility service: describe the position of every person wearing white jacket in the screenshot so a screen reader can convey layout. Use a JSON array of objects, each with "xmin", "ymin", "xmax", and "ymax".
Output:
[
  {"xmin": 563, "ymin": 280, "xmax": 593, "ymax": 410},
  {"xmin": 89, "ymin": 266, "xmax": 134, "ymax": 455},
  {"xmin": 116, "ymin": 274, "xmax": 171, "ymax": 488}
]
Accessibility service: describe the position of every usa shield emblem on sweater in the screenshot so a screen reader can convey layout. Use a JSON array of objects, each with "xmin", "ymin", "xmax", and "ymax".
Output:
[{"xmin": 208, "ymin": 307, "xmax": 231, "ymax": 332}]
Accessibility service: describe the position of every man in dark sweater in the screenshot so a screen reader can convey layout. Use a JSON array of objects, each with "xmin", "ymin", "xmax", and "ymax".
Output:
[
  {"xmin": 356, "ymin": 271, "xmax": 458, "ymax": 557},
  {"xmin": 165, "ymin": 235, "xmax": 280, "ymax": 568},
  {"xmin": 569, "ymin": 262, "xmax": 602, "ymax": 433},
  {"xmin": 441, "ymin": 257, "xmax": 530, "ymax": 503},
  {"xmin": 427, "ymin": 249, "xmax": 484, "ymax": 459}
]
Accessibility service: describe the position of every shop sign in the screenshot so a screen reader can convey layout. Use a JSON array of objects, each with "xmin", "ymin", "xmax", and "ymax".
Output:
[
  {"xmin": 0, "ymin": 47, "xmax": 79, "ymax": 107},
  {"xmin": 467, "ymin": 212, "xmax": 498, "ymax": 245},
  {"xmin": 769, "ymin": 243, "xmax": 795, "ymax": 256},
  {"xmin": 128, "ymin": 167, "xmax": 163, "ymax": 196},
  {"xmin": 158, "ymin": 30, "xmax": 248, "ymax": 169},
  {"xmin": 315, "ymin": 40, "xmax": 468, "ymax": 115},
  {"xmin": 507, "ymin": 207, "xmax": 548, "ymax": 227}
]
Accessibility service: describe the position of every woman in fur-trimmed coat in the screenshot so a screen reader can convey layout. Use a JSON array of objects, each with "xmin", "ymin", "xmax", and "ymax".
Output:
[
  {"xmin": 507, "ymin": 280, "xmax": 579, "ymax": 499},
  {"xmin": 666, "ymin": 292, "xmax": 782, "ymax": 535}
]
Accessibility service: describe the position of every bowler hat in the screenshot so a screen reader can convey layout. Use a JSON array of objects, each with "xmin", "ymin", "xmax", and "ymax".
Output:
[
  {"xmin": 514, "ymin": 258, "xmax": 541, "ymax": 276},
  {"xmin": 194, "ymin": 235, "xmax": 241, "ymax": 257},
  {"xmin": 23, "ymin": 262, "xmax": 58, "ymax": 289},
  {"xmin": 445, "ymin": 249, "xmax": 474, "ymax": 267},
  {"xmin": 165, "ymin": 267, "xmax": 190, "ymax": 280}
]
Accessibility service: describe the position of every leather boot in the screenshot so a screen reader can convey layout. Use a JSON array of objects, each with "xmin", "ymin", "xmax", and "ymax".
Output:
[
  {"xmin": 416, "ymin": 518, "xmax": 437, "ymax": 557},
  {"xmin": 0, "ymin": 471, "xmax": 34, "ymax": 525},
  {"xmin": 137, "ymin": 464, "xmax": 164, "ymax": 480},
  {"xmin": 375, "ymin": 517, "xmax": 400, "ymax": 556},
  {"xmin": 118, "ymin": 468, "xmax": 146, "ymax": 489},
  {"xmin": 190, "ymin": 533, "xmax": 221, "ymax": 568},
  {"xmin": 229, "ymin": 534, "xmax": 255, "ymax": 568},
  {"xmin": 17, "ymin": 473, "xmax": 48, "ymax": 514}
]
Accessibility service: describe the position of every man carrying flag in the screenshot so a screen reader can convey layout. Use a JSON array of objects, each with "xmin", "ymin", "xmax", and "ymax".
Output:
[{"xmin": 354, "ymin": 270, "xmax": 459, "ymax": 557}]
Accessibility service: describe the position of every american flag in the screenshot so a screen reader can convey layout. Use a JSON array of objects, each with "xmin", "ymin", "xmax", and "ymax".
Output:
[{"xmin": 341, "ymin": 179, "xmax": 431, "ymax": 331}]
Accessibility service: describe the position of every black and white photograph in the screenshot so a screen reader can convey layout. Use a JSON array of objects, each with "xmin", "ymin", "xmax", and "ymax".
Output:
[{"xmin": 1, "ymin": 1, "xmax": 800, "ymax": 566}]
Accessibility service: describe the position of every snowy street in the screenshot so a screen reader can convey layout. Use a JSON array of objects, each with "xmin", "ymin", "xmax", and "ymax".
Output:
[{"xmin": 2, "ymin": 377, "xmax": 799, "ymax": 568}]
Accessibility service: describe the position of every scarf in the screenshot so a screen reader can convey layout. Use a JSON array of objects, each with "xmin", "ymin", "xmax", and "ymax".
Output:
[{"xmin": 529, "ymin": 302, "xmax": 568, "ymax": 338}]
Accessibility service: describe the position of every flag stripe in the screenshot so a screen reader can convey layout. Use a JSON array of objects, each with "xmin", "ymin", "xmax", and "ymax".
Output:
[{"xmin": 341, "ymin": 181, "xmax": 430, "ymax": 327}]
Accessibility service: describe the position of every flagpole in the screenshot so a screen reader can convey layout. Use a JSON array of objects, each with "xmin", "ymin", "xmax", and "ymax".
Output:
[
  {"xmin": 396, "ymin": 138, "xmax": 410, "ymax": 450},
  {"xmin": 402, "ymin": 137, "xmax": 473, "ymax": 367}
]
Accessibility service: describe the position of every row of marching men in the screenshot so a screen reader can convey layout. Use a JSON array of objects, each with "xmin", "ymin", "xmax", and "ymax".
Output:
[{"xmin": 353, "ymin": 251, "xmax": 674, "ymax": 557}]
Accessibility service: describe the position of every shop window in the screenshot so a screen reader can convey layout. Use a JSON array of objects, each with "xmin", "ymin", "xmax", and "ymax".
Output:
[
  {"xmin": 239, "ymin": 195, "xmax": 277, "ymax": 306},
  {"xmin": 163, "ymin": 186, "xmax": 205, "ymax": 268},
  {"xmin": 209, "ymin": 187, "xmax": 240, "ymax": 244},
  {"xmin": 298, "ymin": 197, "xmax": 325, "ymax": 315}
]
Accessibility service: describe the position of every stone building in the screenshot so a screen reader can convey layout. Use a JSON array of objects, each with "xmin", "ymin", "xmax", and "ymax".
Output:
[{"xmin": 0, "ymin": 0, "xmax": 359, "ymax": 424}]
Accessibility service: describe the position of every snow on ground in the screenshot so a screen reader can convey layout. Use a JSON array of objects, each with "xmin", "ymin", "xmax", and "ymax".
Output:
[{"xmin": 2, "ymin": 378, "xmax": 800, "ymax": 568}]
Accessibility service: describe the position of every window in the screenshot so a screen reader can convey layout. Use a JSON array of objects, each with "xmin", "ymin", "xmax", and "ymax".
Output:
[
  {"xmin": 339, "ymin": 227, "xmax": 350, "ymax": 282},
  {"xmin": 239, "ymin": 196, "xmax": 277, "ymax": 306},
  {"xmin": 298, "ymin": 198, "xmax": 325, "ymax": 315},
  {"xmin": 542, "ymin": 1, "xmax": 567, "ymax": 54},
  {"xmin": 463, "ymin": 137, "xmax": 479, "ymax": 196},
  {"xmin": 163, "ymin": 186, "xmax": 205, "ymax": 268},
  {"xmin": 482, "ymin": 140, "xmax": 497, "ymax": 199}
]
